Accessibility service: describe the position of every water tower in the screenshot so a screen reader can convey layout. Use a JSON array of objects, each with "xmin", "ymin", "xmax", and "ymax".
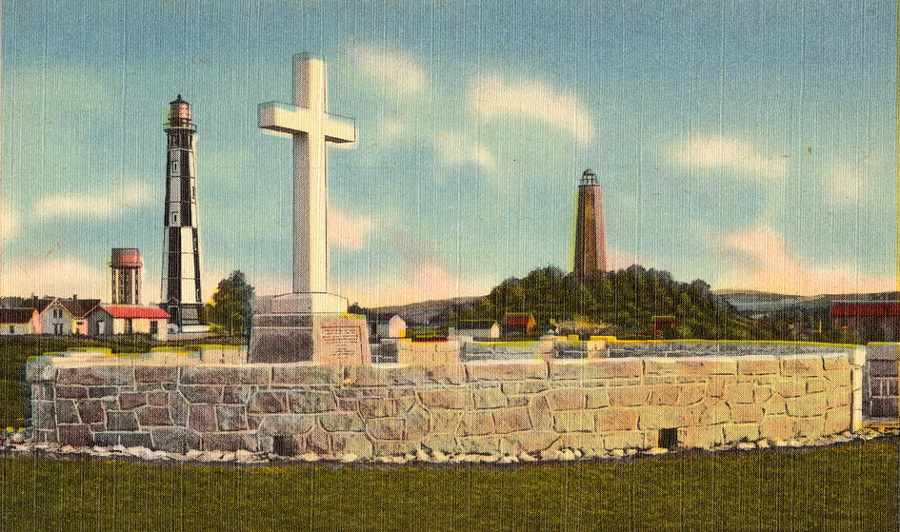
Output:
[{"xmin": 110, "ymin": 248, "xmax": 143, "ymax": 305}]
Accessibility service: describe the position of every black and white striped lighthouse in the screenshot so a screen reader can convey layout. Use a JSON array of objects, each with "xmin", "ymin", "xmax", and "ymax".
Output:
[{"xmin": 160, "ymin": 95, "xmax": 203, "ymax": 329}]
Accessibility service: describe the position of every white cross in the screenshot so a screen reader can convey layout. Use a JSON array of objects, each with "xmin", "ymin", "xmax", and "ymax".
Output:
[{"xmin": 258, "ymin": 53, "xmax": 356, "ymax": 295}]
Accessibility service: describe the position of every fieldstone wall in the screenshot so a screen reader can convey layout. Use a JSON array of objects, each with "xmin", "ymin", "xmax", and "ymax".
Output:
[{"xmin": 26, "ymin": 350, "xmax": 863, "ymax": 459}]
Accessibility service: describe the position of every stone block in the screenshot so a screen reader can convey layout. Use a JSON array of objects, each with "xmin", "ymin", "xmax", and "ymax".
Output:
[
  {"xmin": 180, "ymin": 367, "xmax": 271, "ymax": 386},
  {"xmin": 179, "ymin": 385, "xmax": 223, "ymax": 405},
  {"xmin": 221, "ymin": 387, "xmax": 252, "ymax": 404},
  {"xmin": 32, "ymin": 429, "xmax": 57, "ymax": 444},
  {"xmin": 424, "ymin": 364, "xmax": 467, "ymax": 385},
  {"xmin": 555, "ymin": 433, "xmax": 605, "ymax": 456},
  {"xmin": 422, "ymin": 434, "xmax": 458, "ymax": 455},
  {"xmin": 134, "ymin": 366, "xmax": 179, "ymax": 384},
  {"xmin": 373, "ymin": 440, "xmax": 420, "ymax": 457},
  {"xmin": 527, "ymin": 395, "xmax": 552, "ymax": 431},
  {"xmin": 775, "ymin": 382, "xmax": 806, "ymax": 399},
  {"xmin": 136, "ymin": 406, "xmax": 172, "ymax": 427},
  {"xmin": 288, "ymin": 391, "xmax": 337, "ymax": 414},
  {"xmin": 473, "ymin": 388, "xmax": 507, "ymax": 409},
  {"xmin": 91, "ymin": 432, "xmax": 120, "ymax": 447},
  {"xmin": 457, "ymin": 436, "xmax": 500, "ymax": 455},
  {"xmin": 367, "ymin": 418, "xmax": 405, "ymax": 440},
  {"xmin": 419, "ymin": 390, "xmax": 472, "ymax": 409},
  {"xmin": 603, "ymin": 431, "xmax": 645, "ymax": 450},
  {"xmin": 331, "ymin": 432, "xmax": 374, "ymax": 459},
  {"xmin": 189, "ymin": 405, "xmax": 217, "ymax": 432},
  {"xmin": 272, "ymin": 365, "xmax": 342, "ymax": 386},
  {"xmin": 171, "ymin": 392, "xmax": 189, "ymax": 426},
  {"xmin": 321, "ymin": 412, "xmax": 366, "ymax": 432},
  {"xmin": 549, "ymin": 358, "xmax": 641, "ymax": 380},
  {"xmin": 722, "ymin": 383, "xmax": 754, "ymax": 404},
  {"xmin": 77, "ymin": 400, "xmax": 104, "ymax": 425},
  {"xmin": 147, "ymin": 391, "xmax": 170, "ymax": 406},
  {"xmin": 806, "ymin": 378, "xmax": 826, "ymax": 394},
  {"xmin": 649, "ymin": 385, "xmax": 680, "ymax": 406},
  {"xmin": 760, "ymin": 416, "xmax": 795, "ymax": 441},
  {"xmin": 402, "ymin": 405, "xmax": 431, "ymax": 440},
  {"xmin": 678, "ymin": 384, "xmax": 707, "ymax": 406},
  {"xmin": 26, "ymin": 360, "xmax": 57, "ymax": 383},
  {"xmin": 596, "ymin": 408, "xmax": 638, "ymax": 431},
  {"xmin": 825, "ymin": 390, "xmax": 850, "ymax": 409},
  {"xmin": 107, "ymin": 411, "xmax": 139, "ymax": 432},
  {"xmin": 638, "ymin": 407, "xmax": 678, "ymax": 430},
  {"xmin": 824, "ymin": 409, "xmax": 851, "ymax": 435},
  {"xmin": 730, "ymin": 404, "xmax": 763, "ymax": 424},
  {"xmin": 458, "ymin": 412, "xmax": 494, "ymax": 436},
  {"xmin": 55, "ymin": 400, "xmax": 79, "ymax": 424},
  {"xmin": 492, "ymin": 407, "xmax": 531, "ymax": 434},
  {"xmin": 754, "ymin": 386, "xmax": 773, "ymax": 403},
  {"xmin": 431, "ymin": 410, "xmax": 460, "ymax": 433},
  {"xmin": 501, "ymin": 380, "xmax": 550, "ymax": 395},
  {"xmin": 723, "ymin": 423, "xmax": 761, "ymax": 443},
  {"xmin": 545, "ymin": 389, "xmax": 585, "ymax": 410},
  {"xmin": 678, "ymin": 426, "xmax": 724, "ymax": 449},
  {"xmin": 120, "ymin": 432, "xmax": 154, "ymax": 448},
  {"xmin": 216, "ymin": 405, "xmax": 247, "ymax": 431},
  {"xmin": 677, "ymin": 358, "xmax": 737, "ymax": 376},
  {"xmin": 781, "ymin": 357, "xmax": 824, "ymax": 377},
  {"xmin": 585, "ymin": 388, "xmax": 610, "ymax": 409},
  {"xmin": 55, "ymin": 386, "xmax": 86, "ymax": 399},
  {"xmin": 202, "ymin": 432, "xmax": 256, "ymax": 452},
  {"xmin": 57, "ymin": 424, "xmax": 93, "ymax": 447},
  {"xmin": 58, "ymin": 366, "xmax": 134, "ymax": 386},
  {"xmin": 823, "ymin": 354, "xmax": 849, "ymax": 371},
  {"xmin": 393, "ymin": 395, "xmax": 417, "ymax": 414},
  {"xmin": 552, "ymin": 411, "xmax": 594, "ymax": 433},
  {"xmin": 88, "ymin": 386, "xmax": 118, "ymax": 399},
  {"xmin": 119, "ymin": 392, "xmax": 148, "ymax": 410},
  {"xmin": 150, "ymin": 427, "xmax": 201, "ymax": 453},
  {"xmin": 794, "ymin": 418, "xmax": 824, "ymax": 440},
  {"xmin": 785, "ymin": 396, "xmax": 825, "ymax": 418},
  {"xmin": 762, "ymin": 400, "xmax": 787, "ymax": 416},
  {"xmin": 248, "ymin": 391, "xmax": 289, "ymax": 413},
  {"xmin": 737, "ymin": 358, "xmax": 780, "ymax": 375},
  {"xmin": 644, "ymin": 359, "xmax": 678, "ymax": 376},
  {"xmin": 499, "ymin": 430, "xmax": 559, "ymax": 455},
  {"xmin": 608, "ymin": 386, "xmax": 652, "ymax": 407},
  {"xmin": 697, "ymin": 401, "xmax": 731, "ymax": 426},
  {"xmin": 258, "ymin": 414, "xmax": 315, "ymax": 434},
  {"xmin": 465, "ymin": 360, "xmax": 548, "ymax": 381},
  {"xmin": 359, "ymin": 397, "xmax": 393, "ymax": 418}
]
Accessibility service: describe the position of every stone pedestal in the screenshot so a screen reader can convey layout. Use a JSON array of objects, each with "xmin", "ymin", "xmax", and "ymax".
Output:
[{"xmin": 248, "ymin": 293, "xmax": 371, "ymax": 364}]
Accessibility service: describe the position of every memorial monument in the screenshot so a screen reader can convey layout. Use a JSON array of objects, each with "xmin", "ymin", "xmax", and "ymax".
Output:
[{"xmin": 248, "ymin": 53, "xmax": 370, "ymax": 364}]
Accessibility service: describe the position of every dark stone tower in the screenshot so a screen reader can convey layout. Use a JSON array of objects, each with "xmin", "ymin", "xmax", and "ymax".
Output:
[
  {"xmin": 573, "ymin": 168, "xmax": 607, "ymax": 283},
  {"xmin": 160, "ymin": 95, "xmax": 203, "ymax": 329}
]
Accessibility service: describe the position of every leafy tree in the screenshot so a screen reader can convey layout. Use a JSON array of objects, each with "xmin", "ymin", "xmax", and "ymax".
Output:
[{"xmin": 204, "ymin": 271, "xmax": 255, "ymax": 337}]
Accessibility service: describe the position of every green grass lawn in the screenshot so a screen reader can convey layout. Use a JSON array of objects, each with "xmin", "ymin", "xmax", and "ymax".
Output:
[{"xmin": 2, "ymin": 439, "xmax": 899, "ymax": 532}]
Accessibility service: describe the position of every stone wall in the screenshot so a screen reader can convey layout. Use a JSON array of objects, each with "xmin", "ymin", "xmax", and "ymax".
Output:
[{"xmin": 26, "ymin": 350, "xmax": 863, "ymax": 459}]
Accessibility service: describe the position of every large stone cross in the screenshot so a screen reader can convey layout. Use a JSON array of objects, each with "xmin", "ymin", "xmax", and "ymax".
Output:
[{"xmin": 258, "ymin": 53, "xmax": 356, "ymax": 295}]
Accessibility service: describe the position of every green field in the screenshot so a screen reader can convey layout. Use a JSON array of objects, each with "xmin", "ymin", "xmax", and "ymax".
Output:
[{"xmin": 1, "ymin": 439, "xmax": 899, "ymax": 532}]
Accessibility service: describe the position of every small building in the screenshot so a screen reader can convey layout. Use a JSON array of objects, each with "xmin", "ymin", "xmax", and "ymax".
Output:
[
  {"xmin": 0, "ymin": 308, "xmax": 38, "ymax": 335},
  {"xmin": 829, "ymin": 302, "xmax": 900, "ymax": 340},
  {"xmin": 87, "ymin": 305, "xmax": 170, "ymax": 339},
  {"xmin": 34, "ymin": 297, "xmax": 100, "ymax": 336},
  {"xmin": 367, "ymin": 314, "xmax": 407, "ymax": 340},
  {"xmin": 453, "ymin": 319, "xmax": 500, "ymax": 340},
  {"xmin": 503, "ymin": 313, "xmax": 537, "ymax": 339},
  {"xmin": 653, "ymin": 316, "xmax": 677, "ymax": 337}
]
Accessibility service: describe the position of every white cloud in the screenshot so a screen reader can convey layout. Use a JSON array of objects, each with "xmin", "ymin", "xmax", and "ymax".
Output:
[
  {"xmin": 2, "ymin": 207, "xmax": 20, "ymax": 241},
  {"xmin": 344, "ymin": 261, "xmax": 491, "ymax": 307},
  {"xmin": 4, "ymin": 257, "xmax": 105, "ymax": 299},
  {"xmin": 716, "ymin": 227, "xmax": 891, "ymax": 295},
  {"xmin": 826, "ymin": 162, "xmax": 865, "ymax": 205},
  {"xmin": 671, "ymin": 134, "xmax": 786, "ymax": 179},
  {"xmin": 351, "ymin": 45, "xmax": 426, "ymax": 93},
  {"xmin": 468, "ymin": 73, "xmax": 594, "ymax": 144},
  {"xmin": 36, "ymin": 184, "xmax": 155, "ymax": 219},
  {"xmin": 433, "ymin": 131, "xmax": 496, "ymax": 172},
  {"xmin": 328, "ymin": 207, "xmax": 374, "ymax": 250}
]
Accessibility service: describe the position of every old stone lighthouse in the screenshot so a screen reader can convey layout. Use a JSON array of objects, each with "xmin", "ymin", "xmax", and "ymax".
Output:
[{"xmin": 573, "ymin": 168, "xmax": 607, "ymax": 283}]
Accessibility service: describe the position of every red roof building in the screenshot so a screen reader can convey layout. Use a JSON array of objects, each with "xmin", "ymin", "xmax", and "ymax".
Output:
[
  {"xmin": 830, "ymin": 302, "xmax": 900, "ymax": 340},
  {"xmin": 86, "ymin": 305, "xmax": 170, "ymax": 339},
  {"xmin": 502, "ymin": 313, "xmax": 537, "ymax": 338}
]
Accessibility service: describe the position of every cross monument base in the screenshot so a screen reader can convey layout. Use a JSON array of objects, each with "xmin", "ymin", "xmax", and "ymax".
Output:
[{"xmin": 248, "ymin": 293, "xmax": 371, "ymax": 365}]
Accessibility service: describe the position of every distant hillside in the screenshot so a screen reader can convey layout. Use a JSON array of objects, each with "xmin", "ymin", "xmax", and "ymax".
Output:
[
  {"xmin": 360, "ymin": 296, "xmax": 485, "ymax": 325},
  {"xmin": 713, "ymin": 289, "xmax": 900, "ymax": 315}
]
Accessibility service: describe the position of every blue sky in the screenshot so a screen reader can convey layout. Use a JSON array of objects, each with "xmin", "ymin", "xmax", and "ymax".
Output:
[{"xmin": 2, "ymin": 0, "xmax": 896, "ymax": 305}]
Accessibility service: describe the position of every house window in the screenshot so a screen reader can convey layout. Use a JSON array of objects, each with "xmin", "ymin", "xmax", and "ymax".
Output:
[
  {"xmin": 8, "ymin": 326, "xmax": 13, "ymax": 334},
  {"xmin": 149, "ymin": 321, "xmax": 158, "ymax": 335}
]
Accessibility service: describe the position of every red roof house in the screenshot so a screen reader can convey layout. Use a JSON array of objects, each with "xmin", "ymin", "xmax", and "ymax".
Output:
[
  {"xmin": 503, "ymin": 313, "xmax": 537, "ymax": 338},
  {"xmin": 830, "ymin": 302, "xmax": 900, "ymax": 340},
  {"xmin": 86, "ymin": 305, "xmax": 170, "ymax": 339}
]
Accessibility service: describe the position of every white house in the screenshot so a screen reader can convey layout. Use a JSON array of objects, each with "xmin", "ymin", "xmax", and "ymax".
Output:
[
  {"xmin": 0, "ymin": 308, "xmax": 38, "ymax": 335},
  {"xmin": 36, "ymin": 297, "xmax": 101, "ymax": 335},
  {"xmin": 453, "ymin": 319, "xmax": 501, "ymax": 340},
  {"xmin": 87, "ymin": 305, "xmax": 170, "ymax": 340},
  {"xmin": 368, "ymin": 314, "xmax": 407, "ymax": 340}
]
